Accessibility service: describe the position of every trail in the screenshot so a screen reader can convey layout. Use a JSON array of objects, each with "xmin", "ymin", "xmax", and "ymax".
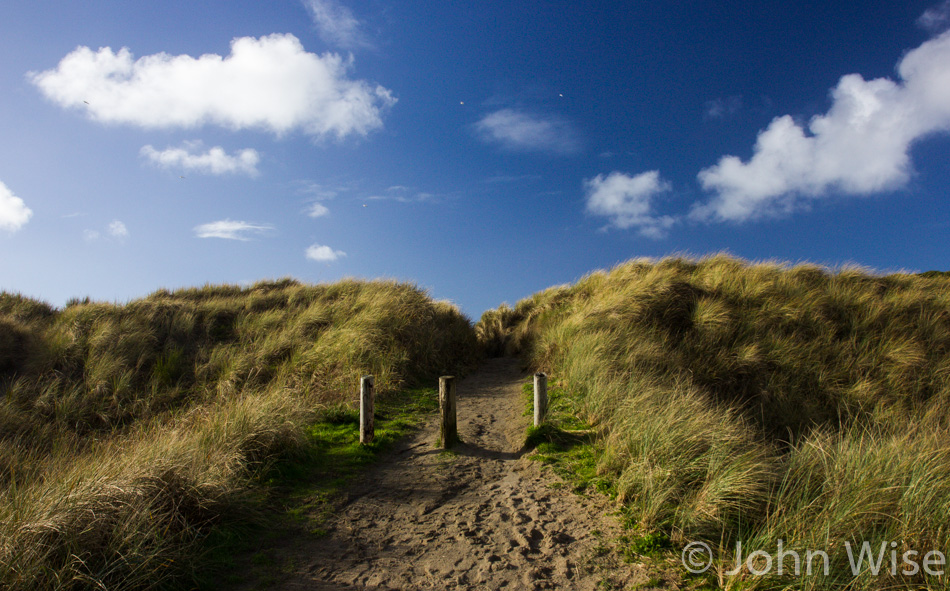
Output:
[{"xmin": 265, "ymin": 358, "xmax": 646, "ymax": 590}]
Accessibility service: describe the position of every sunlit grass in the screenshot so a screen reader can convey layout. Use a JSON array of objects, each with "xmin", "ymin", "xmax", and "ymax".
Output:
[
  {"xmin": 0, "ymin": 279, "xmax": 478, "ymax": 590},
  {"xmin": 481, "ymin": 253, "xmax": 950, "ymax": 590}
]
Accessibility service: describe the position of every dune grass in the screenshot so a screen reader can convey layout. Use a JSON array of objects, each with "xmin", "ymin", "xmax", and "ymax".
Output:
[
  {"xmin": 7, "ymin": 256, "xmax": 950, "ymax": 590},
  {"xmin": 480, "ymin": 254, "xmax": 950, "ymax": 590},
  {"xmin": 0, "ymin": 279, "xmax": 479, "ymax": 590}
]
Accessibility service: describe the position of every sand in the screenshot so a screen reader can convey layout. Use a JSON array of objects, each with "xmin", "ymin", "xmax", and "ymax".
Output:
[{"xmin": 261, "ymin": 358, "xmax": 647, "ymax": 590}]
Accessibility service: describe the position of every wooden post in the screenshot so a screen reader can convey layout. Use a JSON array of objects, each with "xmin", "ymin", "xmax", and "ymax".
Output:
[
  {"xmin": 360, "ymin": 375, "xmax": 374, "ymax": 444},
  {"xmin": 439, "ymin": 376, "xmax": 457, "ymax": 448},
  {"xmin": 534, "ymin": 372, "xmax": 548, "ymax": 427}
]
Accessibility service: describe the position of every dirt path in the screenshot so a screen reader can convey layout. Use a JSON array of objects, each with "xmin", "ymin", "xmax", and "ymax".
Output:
[{"xmin": 267, "ymin": 358, "xmax": 646, "ymax": 590}]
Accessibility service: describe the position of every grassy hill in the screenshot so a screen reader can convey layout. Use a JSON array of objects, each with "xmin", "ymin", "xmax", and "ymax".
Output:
[
  {"xmin": 6, "ymin": 257, "xmax": 950, "ymax": 590},
  {"xmin": 0, "ymin": 279, "xmax": 479, "ymax": 590},
  {"xmin": 478, "ymin": 254, "xmax": 950, "ymax": 589}
]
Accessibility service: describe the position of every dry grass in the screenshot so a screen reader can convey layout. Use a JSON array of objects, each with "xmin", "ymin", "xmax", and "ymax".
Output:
[
  {"xmin": 0, "ymin": 279, "xmax": 479, "ymax": 590},
  {"xmin": 479, "ymin": 254, "xmax": 950, "ymax": 589}
]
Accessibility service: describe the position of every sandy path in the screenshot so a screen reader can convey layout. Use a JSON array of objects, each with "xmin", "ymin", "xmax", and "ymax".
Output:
[{"xmin": 269, "ymin": 358, "xmax": 645, "ymax": 590}]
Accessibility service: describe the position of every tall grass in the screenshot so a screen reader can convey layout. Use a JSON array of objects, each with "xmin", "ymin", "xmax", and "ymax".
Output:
[
  {"xmin": 480, "ymin": 254, "xmax": 950, "ymax": 589},
  {"xmin": 0, "ymin": 279, "xmax": 479, "ymax": 590}
]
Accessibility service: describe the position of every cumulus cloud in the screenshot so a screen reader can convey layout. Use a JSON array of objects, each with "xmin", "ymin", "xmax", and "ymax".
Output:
[
  {"xmin": 141, "ymin": 142, "xmax": 260, "ymax": 176},
  {"xmin": 475, "ymin": 109, "xmax": 582, "ymax": 154},
  {"xmin": 0, "ymin": 180, "xmax": 32, "ymax": 233},
  {"xmin": 307, "ymin": 202, "xmax": 330, "ymax": 217},
  {"xmin": 919, "ymin": 1, "xmax": 950, "ymax": 33},
  {"xmin": 28, "ymin": 33, "xmax": 395, "ymax": 139},
  {"xmin": 584, "ymin": 171, "xmax": 675, "ymax": 238},
  {"xmin": 694, "ymin": 30, "xmax": 950, "ymax": 222},
  {"xmin": 303, "ymin": 0, "xmax": 368, "ymax": 49},
  {"xmin": 194, "ymin": 219, "xmax": 273, "ymax": 240},
  {"xmin": 305, "ymin": 243, "xmax": 346, "ymax": 262}
]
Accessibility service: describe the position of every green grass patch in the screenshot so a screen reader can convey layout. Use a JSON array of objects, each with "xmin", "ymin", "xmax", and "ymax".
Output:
[
  {"xmin": 618, "ymin": 531, "xmax": 673, "ymax": 561},
  {"xmin": 522, "ymin": 380, "xmax": 613, "ymax": 496}
]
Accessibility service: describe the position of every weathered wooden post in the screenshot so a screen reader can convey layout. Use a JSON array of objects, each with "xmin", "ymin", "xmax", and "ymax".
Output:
[
  {"xmin": 439, "ymin": 375, "xmax": 457, "ymax": 448},
  {"xmin": 360, "ymin": 375, "xmax": 374, "ymax": 444},
  {"xmin": 534, "ymin": 372, "xmax": 548, "ymax": 427}
]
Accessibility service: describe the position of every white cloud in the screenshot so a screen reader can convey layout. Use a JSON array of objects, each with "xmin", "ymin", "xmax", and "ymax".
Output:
[
  {"xmin": 475, "ymin": 108, "xmax": 582, "ymax": 154},
  {"xmin": 584, "ymin": 171, "xmax": 675, "ymax": 238},
  {"xmin": 0, "ymin": 180, "xmax": 32, "ymax": 233},
  {"xmin": 303, "ymin": 0, "xmax": 368, "ymax": 49},
  {"xmin": 141, "ymin": 142, "xmax": 261, "ymax": 176},
  {"xmin": 29, "ymin": 34, "xmax": 395, "ymax": 139},
  {"xmin": 108, "ymin": 220, "xmax": 128, "ymax": 238},
  {"xmin": 194, "ymin": 219, "xmax": 273, "ymax": 240},
  {"xmin": 919, "ymin": 1, "xmax": 950, "ymax": 33},
  {"xmin": 305, "ymin": 243, "xmax": 346, "ymax": 262},
  {"xmin": 694, "ymin": 30, "xmax": 950, "ymax": 222},
  {"xmin": 83, "ymin": 220, "xmax": 130, "ymax": 242},
  {"xmin": 307, "ymin": 202, "xmax": 330, "ymax": 217},
  {"xmin": 366, "ymin": 185, "xmax": 439, "ymax": 203},
  {"xmin": 296, "ymin": 182, "xmax": 339, "ymax": 199}
]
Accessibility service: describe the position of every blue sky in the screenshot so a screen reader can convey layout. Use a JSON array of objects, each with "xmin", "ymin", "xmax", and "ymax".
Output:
[{"xmin": 2, "ymin": 0, "xmax": 950, "ymax": 318}]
